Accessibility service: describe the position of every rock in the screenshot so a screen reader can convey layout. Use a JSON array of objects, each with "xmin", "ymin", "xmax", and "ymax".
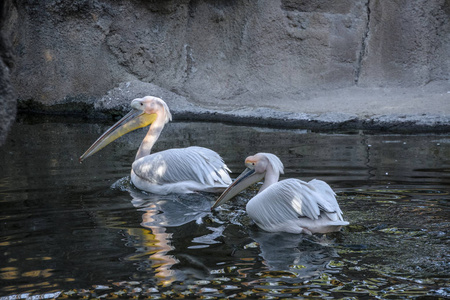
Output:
[
  {"xmin": 1, "ymin": 0, "xmax": 449, "ymax": 132},
  {"xmin": 95, "ymin": 80, "xmax": 201, "ymax": 116},
  {"xmin": 0, "ymin": 0, "xmax": 16, "ymax": 146},
  {"xmin": 358, "ymin": 0, "xmax": 450, "ymax": 87}
]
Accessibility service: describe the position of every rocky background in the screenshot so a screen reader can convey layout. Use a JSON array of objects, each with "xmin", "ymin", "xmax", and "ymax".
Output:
[
  {"xmin": 1, "ymin": 0, "xmax": 449, "ymax": 142},
  {"xmin": 0, "ymin": 0, "xmax": 16, "ymax": 145}
]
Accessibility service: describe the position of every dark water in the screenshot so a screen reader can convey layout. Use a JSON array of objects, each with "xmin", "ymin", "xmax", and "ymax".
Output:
[{"xmin": 0, "ymin": 115, "xmax": 449, "ymax": 299}]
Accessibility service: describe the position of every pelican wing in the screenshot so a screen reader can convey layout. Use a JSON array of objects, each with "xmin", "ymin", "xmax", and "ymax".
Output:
[
  {"xmin": 307, "ymin": 179, "xmax": 344, "ymax": 221},
  {"xmin": 132, "ymin": 146, "xmax": 231, "ymax": 186},
  {"xmin": 246, "ymin": 178, "xmax": 345, "ymax": 231}
]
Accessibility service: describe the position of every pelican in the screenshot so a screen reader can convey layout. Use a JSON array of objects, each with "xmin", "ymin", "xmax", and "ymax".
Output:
[
  {"xmin": 211, "ymin": 153, "xmax": 349, "ymax": 234},
  {"xmin": 80, "ymin": 96, "xmax": 231, "ymax": 194}
]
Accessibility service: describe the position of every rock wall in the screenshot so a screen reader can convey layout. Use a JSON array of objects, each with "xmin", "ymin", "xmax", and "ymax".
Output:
[
  {"xmin": 0, "ymin": 0, "xmax": 16, "ymax": 145},
  {"xmin": 358, "ymin": 0, "xmax": 450, "ymax": 87},
  {"xmin": 3, "ymin": 0, "xmax": 450, "ymax": 108}
]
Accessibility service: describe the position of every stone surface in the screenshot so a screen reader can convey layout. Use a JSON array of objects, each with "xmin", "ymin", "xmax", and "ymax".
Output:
[
  {"xmin": 358, "ymin": 0, "xmax": 450, "ymax": 87},
  {"xmin": 94, "ymin": 79, "xmax": 450, "ymax": 132},
  {"xmin": 0, "ymin": 0, "xmax": 16, "ymax": 146},
  {"xmin": 2, "ymin": 0, "xmax": 450, "ymax": 132}
]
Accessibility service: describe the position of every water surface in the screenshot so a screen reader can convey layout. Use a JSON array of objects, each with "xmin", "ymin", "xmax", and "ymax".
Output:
[{"xmin": 0, "ymin": 115, "xmax": 449, "ymax": 298}]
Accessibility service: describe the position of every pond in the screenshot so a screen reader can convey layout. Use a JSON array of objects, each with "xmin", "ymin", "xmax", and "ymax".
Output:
[{"xmin": 0, "ymin": 114, "xmax": 449, "ymax": 299}]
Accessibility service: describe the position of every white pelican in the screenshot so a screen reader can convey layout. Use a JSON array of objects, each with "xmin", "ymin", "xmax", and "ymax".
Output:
[
  {"xmin": 211, "ymin": 153, "xmax": 349, "ymax": 234},
  {"xmin": 80, "ymin": 96, "xmax": 231, "ymax": 194}
]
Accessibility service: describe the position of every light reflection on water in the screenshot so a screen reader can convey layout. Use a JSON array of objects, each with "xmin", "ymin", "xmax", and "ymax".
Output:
[{"xmin": 0, "ymin": 114, "xmax": 449, "ymax": 298}]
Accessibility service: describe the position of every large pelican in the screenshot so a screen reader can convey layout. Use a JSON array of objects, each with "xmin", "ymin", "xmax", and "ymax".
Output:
[
  {"xmin": 80, "ymin": 96, "xmax": 231, "ymax": 194},
  {"xmin": 211, "ymin": 153, "xmax": 349, "ymax": 234}
]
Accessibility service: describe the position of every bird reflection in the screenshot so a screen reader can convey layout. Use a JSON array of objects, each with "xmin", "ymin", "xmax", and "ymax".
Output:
[
  {"xmin": 125, "ymin": 186, "xmax": 220, "ymax": 284},
  {"xmin": 117, "ymin": 179, "xmax": 341, "ymax": 285},
  {"xmin": 128, "ymin": 188, "xmax": 212, "ymax": 229},
  {"xmin": 248, "ymin": 229, "xmax": 339, "ymax": 279}
]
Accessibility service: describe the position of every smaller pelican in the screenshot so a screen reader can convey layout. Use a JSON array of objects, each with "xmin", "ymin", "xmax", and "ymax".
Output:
[
  {"xmin": 211, "ymin": 153, "xmax": 349, "ymax": 234},
  {"xmin": 80, "ymin": 96, "xmax": 231, "ymax": 194}
]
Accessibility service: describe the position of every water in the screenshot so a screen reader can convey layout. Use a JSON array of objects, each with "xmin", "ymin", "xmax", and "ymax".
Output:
[{"xmin": 0, "ymin": 114, "xmax": 449, "ymax": 299}]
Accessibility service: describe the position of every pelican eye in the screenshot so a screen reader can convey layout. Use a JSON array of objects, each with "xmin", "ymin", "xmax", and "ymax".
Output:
[{"xmin": 245, "ymin": 161, "xmax": 256, "ymax": 169}]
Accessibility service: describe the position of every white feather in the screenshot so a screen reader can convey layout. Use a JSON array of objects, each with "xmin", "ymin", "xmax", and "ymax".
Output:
[
  {"xmin": 257, "ymin": 152, "xmax": 284, "ymax": 175},
  {"xmin": 132, "ymin": 146, "xmax": 231, "ymax": 194},
  {"xmin": 246, "ymin": 178, "xmax": 349, "ymax": 234}
]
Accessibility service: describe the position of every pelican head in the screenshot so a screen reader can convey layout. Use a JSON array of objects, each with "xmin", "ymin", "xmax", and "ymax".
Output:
[
  {"xmin": 79, "ymin": 96, "xmax": 172, "ymax": 162},
  {"xmin": 211, "ymin": 153, "xmax": 284, "ymax": 209}
]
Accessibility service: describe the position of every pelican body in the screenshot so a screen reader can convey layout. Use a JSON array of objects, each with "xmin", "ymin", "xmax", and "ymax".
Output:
[
  {"xmin": 80, "ymin": 96, "xmax": 231, "ymax": 194},
  {"xmin": 211, "ymin": 153, "xmax": 349, "ymax": 234}
]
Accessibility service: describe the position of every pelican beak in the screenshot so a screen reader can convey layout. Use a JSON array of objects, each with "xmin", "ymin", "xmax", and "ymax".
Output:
[
  {"xmin": 79, "ymin": 109, "xmax": 157, "ymax": 162},
  {"xmin": 211, "ymin": 167, "xmax": 264, "ymax": 210}
]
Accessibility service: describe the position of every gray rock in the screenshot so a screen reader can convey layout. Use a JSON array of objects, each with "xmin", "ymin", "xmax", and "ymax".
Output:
[
  {"xmin": 95, "ymin": 80, "xmax": 200, "ymax": 114},
  {"xmin": 0, "ymin": 0, "xmax": 16, "ymax": 146},
  {"xmin": 1, "ymin": 0, "xmax": 449, "ymax": 133}
]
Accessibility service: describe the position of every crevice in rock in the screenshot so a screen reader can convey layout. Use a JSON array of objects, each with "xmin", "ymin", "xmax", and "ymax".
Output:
[{"xmin": 354, "ymin": 0, "xmax": 371, "ymax": 85}]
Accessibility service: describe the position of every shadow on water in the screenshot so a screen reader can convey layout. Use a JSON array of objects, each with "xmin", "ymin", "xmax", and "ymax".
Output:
[{"xmin": 0, "ymin": 114, "xmax": 449, "ymax": 298}]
